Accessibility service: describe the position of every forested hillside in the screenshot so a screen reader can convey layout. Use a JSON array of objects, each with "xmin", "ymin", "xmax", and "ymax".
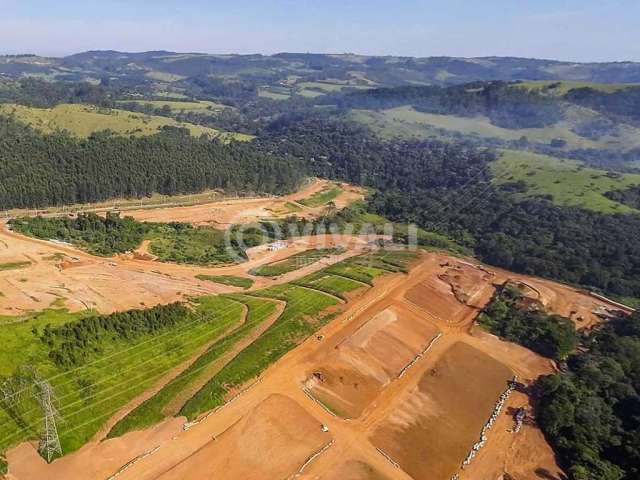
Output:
[{"xmin": 0, "ymin": 115, "xmax": 304, "ymax": 209}]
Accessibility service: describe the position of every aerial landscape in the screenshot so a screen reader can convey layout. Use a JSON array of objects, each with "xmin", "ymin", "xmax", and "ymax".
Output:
[{"xmin": 0, "ymin": 1, "xmax": 639, "ymax": 479}]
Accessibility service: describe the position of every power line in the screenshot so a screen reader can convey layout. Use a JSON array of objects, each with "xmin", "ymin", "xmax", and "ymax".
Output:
[{"xmin": 33, "ymin": 375, "xmax": 62, "ymax": 463}]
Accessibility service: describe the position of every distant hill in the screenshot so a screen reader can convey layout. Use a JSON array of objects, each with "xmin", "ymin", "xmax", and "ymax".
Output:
[{"xmin": 2, "ymin": 51, "xmax": 640, "ymax": 86}]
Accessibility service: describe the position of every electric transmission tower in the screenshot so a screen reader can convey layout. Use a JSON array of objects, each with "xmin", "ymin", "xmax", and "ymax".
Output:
[{"xmin": 34, "ymin": 376, "xmax": 62, "ymax": 462}]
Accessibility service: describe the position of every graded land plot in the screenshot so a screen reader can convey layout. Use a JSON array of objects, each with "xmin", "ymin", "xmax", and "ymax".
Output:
[
  {"xmin": 324, "ymin": 258, "xmax": 391, "ymax": 286},
  {"xmin": 0, "ymin": 103, "xmax": 251, "ymax": 141},
  {"xmin": 370, "ymin": 342, "xmax": 513, "ymax": 480},
  {"xmin": 156, "ymin": 394, "xmax": 330, "ymax": 480},
  {"xmin": 403, "ymin": 257, "xmax": 496, "ymax": 325},
  {"xmin": 304, "ymin": 305, "xmax": 441, "ymax": 419},
  {"xmin": 404, "ymin": 277, "xmax": 469, "ymax": 324},
  {"xmin": 0, "ymin": 220, "xmax": 374, "ymax": 317},
  {"xmin": 117, "ymin": 179, "xmax": 365, "ymax": 228},
  {"xmin": 250, "ymin": 248, "xmax": 342, "ymax": 277},
  {"xmin": 0, "ymin": 295, "xmax": 245, "ymax": 455},
  {"xmin": 491, "ymin": 149, "xmax": 640, "ymax": 213}
]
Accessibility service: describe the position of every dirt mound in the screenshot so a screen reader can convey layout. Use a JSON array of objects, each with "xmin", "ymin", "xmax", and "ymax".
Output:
[
  {"xmin": 370, "ymin": 342, "xmax": 513, "ymax": 480},
  {"xmin": 156, "ymin": 394, "xmax": 330, "ymax": 480},
  {"xmin": 306, "ymin": 305, "xmax": 440, "ymax": 419},
  {"xmin": 438, "ymin": 261, "xmax": 494, "ymax": 306}
]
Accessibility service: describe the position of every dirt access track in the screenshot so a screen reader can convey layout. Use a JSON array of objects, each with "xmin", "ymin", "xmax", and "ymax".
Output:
[
  {"xmin": 8, "ymin": 252, "xmax": 630, "ymax": 480},
  {"xmin": 0, "ymin": 224, "xmax": 377, "ymax": 316}
]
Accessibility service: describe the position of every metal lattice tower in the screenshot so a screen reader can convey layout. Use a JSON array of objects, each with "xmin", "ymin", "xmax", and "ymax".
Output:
[{"xmin": 34, "ymin": 377, "xmax": 62, "ymax": 462}]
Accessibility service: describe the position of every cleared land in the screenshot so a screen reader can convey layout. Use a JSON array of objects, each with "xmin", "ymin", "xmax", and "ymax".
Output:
[
  {"xmin": 370, "ymin": 342, "xmax": 513, "ymax": 480},
  {"xmin": 156, "ymin": 394, "xmax": 330, "ymax": 480},
  {"xmin": 6, "ymin": 251, "xmax": 627, "ymax": 480},
  {"xmin": 305, "ymin": 305, "xmax": 441, "ymax": 419},
  {"xmin": 115, "ymin": 180, "xmax": 364, "ymax": 228},
  {"xmin": 0, "ymin": 103, "xmax": 251, "ymax": 141},
  {"xmin": 492, "ymin": 149, "xmax": 640, "ymax": 213}
]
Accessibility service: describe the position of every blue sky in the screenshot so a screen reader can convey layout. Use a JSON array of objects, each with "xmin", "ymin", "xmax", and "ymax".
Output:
[{"xmin": 1, "ymin": 0, "xmax": 639, "ymax": 61}]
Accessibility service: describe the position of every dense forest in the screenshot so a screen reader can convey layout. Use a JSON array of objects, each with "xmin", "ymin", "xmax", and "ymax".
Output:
[
  {"xmin": 0, "ymin": 115, "xmax": 305, "ymax": 209},
  {"xmin": 9, "ymin": 213, "xmax": 147, "ymax": 256},
  {"xmin": 260, "ymin": 115, "xmax": 640, "ymax": 299},
  {"xmin": 536, "ymin": 311, "xmax": 640, "ymax": 480}
]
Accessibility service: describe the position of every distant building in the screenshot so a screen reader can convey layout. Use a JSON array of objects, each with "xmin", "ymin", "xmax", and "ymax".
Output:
[{"xmin": 267, "ymin": 241, "xmax": 286, "ymax": 251}]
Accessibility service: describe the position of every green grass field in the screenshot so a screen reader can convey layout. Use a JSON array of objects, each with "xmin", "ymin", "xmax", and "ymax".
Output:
[
  {"xmin": 0, "ymin": 262, "xmax": 31, "ymax": 272},
  {"xmin": 195, "ymin": 275, "xmax": 254, "ymax": 289},
  {"xmin": 107, "ymin": 295, "xmax": 277, "ymax": 437},
  {"xmin": 0, "ymin": 296, "xmax": 244, "ymax": 455},
  {"xmin": 179, "ymin": 284, "xmax": 340, "ymax": 419},
  {"xmin": 492, "ymin": 150, "xmax": 640, "ymax": 213},
  {"xmin": 352, "ymin": 106, "xmax": 640, "ymax": 153},
  {"xmin": 298, "ymin": 184, "xmax": 343, "ymax": 208},
  {"xmin": 250, "ymin": 248, "xmax": 341, "ymax": 277},
  {"xmin": 0, "ymin": 103, "xmax": 252, "ymax": 142}
]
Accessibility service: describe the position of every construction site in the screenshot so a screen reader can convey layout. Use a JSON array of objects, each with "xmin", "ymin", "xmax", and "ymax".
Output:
[{"xmin": 0, "ymin": 215, "xmax": 631, "ymax": 480}]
